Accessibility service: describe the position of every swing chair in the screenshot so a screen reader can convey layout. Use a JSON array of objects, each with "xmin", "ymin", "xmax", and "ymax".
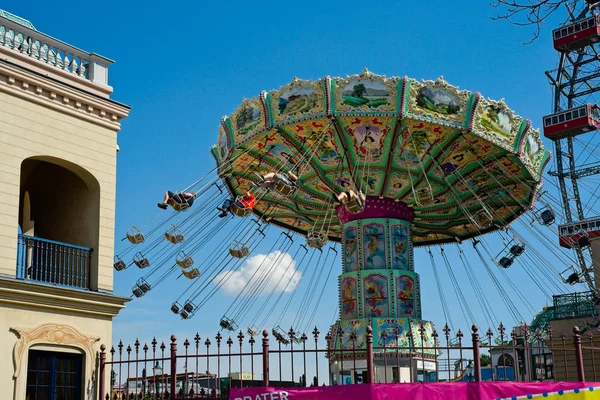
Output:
[
  {"xmin": 113, "ymin": 256, "xmax": 127, "ymax": 271},
  {"xmin": 534, "ymin": 203, "xmax": 556, "ymax": 226},
  {"xmin": 307, "ymin": 230, "xmax": 328, "ymax": 249},
  {"xmin": 415, "ymin": 187, "xmax": 434, "ymax": 207},
  {"xmin": 182, "ymin": 268, "xmax": 200, "ymax": 279},
  {"xmin": 180, "ymin": 310, "xmax": 190, "ymax": 320},
  {"xmin": 137, "ymin": 278, "xmax": 151, "ymax": 293},
  {"xmin": 345, "ymin": 191, "xmax": 366, "ymax": 214},
  {"xmin": 171, "ymin": 302, "xmax": 182, "ymax": 314},
  {"xmin": 171, "ymin": 202, "xmax": 190, "ymax": 212},
  {"xmin": 272, "ymin": 326, "xmax": 290, "ymax": 345},
  {"xmin": 229, "ymin": 240, "xmax": 250, "ymax": 258},
  {"xmin": 219, "ymin": 317, "xmax": 238, "ymax": 331},
  {"xmin": 471, "ymin": 208, "xmax": 493, "ymax": 229},
  {"xmin": 247, "ymin": 325, "xmax": 259, "ymax": 337},
  {"xmin": 230, "ymin": 197, "xmax": 253, "ymax": 217},
  {"xmin": 273, "ymin": 178, "xmax": 296, "ymax": 196},
  {"xmin": 170, "ymin": 192, "xmax": 192, "ymax": 212},
  {"xmin": 183, "ymin": 301, "xmax": 196, "ymax": 313},
  {"xmin": 560, "ymin": 267, "xmax": 581, "ymax": 285},
  {"xmin": 498, "ymin": 257, "xmax": 513, "ymax": 268},
  {"xmin": 126, "ymin": 227, "xmax": 145, "ymax": 244},
  {"xmin": 132, "ymin": 286, "xmax": 144, "ymax": 298},
  {"xmin": 509, "ymin": 244, "xmax": 525, "ymax": 257},
  {"xmin": 176, "ymin": 252, "xmax": 194, "ymax": 269},
  {"xmin": 164, "ymin": 225, "xmax": 184, "ymax": 244},
  {"xmin": 133, "ymin": 252, "xmax": 150, "ymax": 269}
]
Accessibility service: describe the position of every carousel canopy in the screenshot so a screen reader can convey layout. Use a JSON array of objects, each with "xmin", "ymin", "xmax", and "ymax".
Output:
[{"xmin": 211, "ymin": 69, "xmax": 551, "ymax": 246}]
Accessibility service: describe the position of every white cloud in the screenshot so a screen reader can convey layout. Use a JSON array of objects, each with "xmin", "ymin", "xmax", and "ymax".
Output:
[{"xmin": 217, "ymin": 251, "xmax": 302, "ymax": 296}]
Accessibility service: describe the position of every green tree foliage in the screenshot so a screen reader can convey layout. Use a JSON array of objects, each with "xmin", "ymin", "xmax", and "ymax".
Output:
[
  {"xmin": 480, "ymin": 354, "xmax": 492, "ymax": 367},
  {"xmin": 352, "ymin": 83, "xmax": 367, "ymax": 99}
]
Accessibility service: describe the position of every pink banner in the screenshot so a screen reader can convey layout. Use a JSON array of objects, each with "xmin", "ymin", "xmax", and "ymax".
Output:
[{"xmin": 231, "ymin": 382, "xmax": 600, "ymax": 400}]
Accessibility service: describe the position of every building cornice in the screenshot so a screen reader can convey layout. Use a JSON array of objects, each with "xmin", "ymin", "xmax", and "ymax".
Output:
[
  {"xmin": 0, "ymin": 277, "xmax": 130, "ymax": 318},
  {"xmin": 0, "ymin": 60, "xmax": 130, "ymax": 131}
]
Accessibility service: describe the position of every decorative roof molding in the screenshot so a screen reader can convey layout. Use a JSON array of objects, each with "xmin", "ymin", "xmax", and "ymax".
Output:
[{"xmin": 0, "ymin": 61, "xmax": 130, "ymax": 131}]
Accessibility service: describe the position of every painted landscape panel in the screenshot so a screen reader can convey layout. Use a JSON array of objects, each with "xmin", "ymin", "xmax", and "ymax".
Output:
[
  {"xmin": 416, "ymin": 86, "xmax": 460, "ymax": 115},
  {"xmin": 342, "ymin": 79, "xmax": 390, "ymax": 108},
  {"xmin": 278, "ymin": 86, "xmax": 319, "ymax": 116}
]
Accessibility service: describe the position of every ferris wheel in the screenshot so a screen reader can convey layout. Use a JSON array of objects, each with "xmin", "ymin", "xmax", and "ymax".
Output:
[{"xmin": 544, "ymin": 0, "xmax": 600, "ymax": 296}]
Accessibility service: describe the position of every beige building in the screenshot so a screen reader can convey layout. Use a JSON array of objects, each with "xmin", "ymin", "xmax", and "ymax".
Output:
[{"xmin": 0, "ymin": 10, "xmax": 130, "ymax": 400}]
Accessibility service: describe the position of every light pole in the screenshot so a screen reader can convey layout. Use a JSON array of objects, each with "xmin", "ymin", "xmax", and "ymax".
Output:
[{"xmin": 153, "ymin": 362, "xmax": 162, "ymax": 397}]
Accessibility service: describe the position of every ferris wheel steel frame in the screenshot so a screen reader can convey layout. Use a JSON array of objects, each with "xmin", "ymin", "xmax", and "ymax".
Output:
[{"xmin": 547, "ymin": 3, "xmax": 600, "ymax": 294}]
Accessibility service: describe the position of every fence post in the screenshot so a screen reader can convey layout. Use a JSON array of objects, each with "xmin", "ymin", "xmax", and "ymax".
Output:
[
  {"xmin": 99, "ymin": 345, "xmax": 106, "ymax": 400},
  {"xmin": 573, "ymin": 326, "xmax": 585, "ymax": 382},
  {"xmin": 366, "ymin": 326, "xmax": 374, "ymax": 384},
  {"xmin": 262, "ymin": 330, "xmax": 269, "ymax": 387},
  {"xmin": 472, "ymin": 325, "xmax": 482, "ymax": 382},
  {"xmin": 170, "ymin": 335, "xmax": 177, "ymax": 400}
]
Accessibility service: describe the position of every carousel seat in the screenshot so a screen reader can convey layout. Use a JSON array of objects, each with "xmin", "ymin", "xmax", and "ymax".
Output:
[
  {"xmin": 133, "ymin": 253, "xmax": 150, "ymax": 269},
  {"xmin": 165, "ymin": 226, "xmax": 185, "ymax": 244},
  {"xmin": 229, "ymin": 241, "xmax": 250, "ymax": 258},
  {"xmin": 219, "ymin": 317, "xmax": 238, "ymax": 331},
  {"xmin": 113, "ymin": 257, "xmax": 127, "ymax": 271},
  {"xmin": 307, "ymin": 231, "xmax": 328, "ymax": 249},
  {"xmin": 170, "ymin": 302, "xmax": 181, "ymax": 314},
  {"xmin": 182, "ymin": 268, "xmax": 200, "ymax": 279},
  {"xmin": 171, "ymin": 201, "xmax": 190, "ymax": 212},
  {"xmin": 273, "ymin": 179, "xmax": 295, "ymax": 196},
  {"xmin": 176, "ymin": 252, "xmax": 194, "ymax": 269},
  {"xmin": 126, "ymin": 227, "xmax": 145, "ymax": 244},
  {"xmin": 247, "ymin": 325, "xmax": 258, "ymax": 337},
  {"xmin": 230, "ymin": 202, "xmax": 252, "ymax": 217}
]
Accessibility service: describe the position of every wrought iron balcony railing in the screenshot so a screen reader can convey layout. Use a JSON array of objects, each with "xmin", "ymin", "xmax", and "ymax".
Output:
[{"xmin": 16, "ymin": 234, "xmax": 92, "ymax": 290}]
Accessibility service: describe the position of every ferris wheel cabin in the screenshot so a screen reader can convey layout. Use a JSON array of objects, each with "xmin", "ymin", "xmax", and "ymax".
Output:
[
  {"xmin": 558, "ymin": 217, "xmax": 600, "ymax": 248},
  {"xmin": 543, "ymin": 104, "xmax": 600, "ymax": 140},
  {"xmin": 553, "ymin": 15, "xmax": 600, "ymax": 52}
]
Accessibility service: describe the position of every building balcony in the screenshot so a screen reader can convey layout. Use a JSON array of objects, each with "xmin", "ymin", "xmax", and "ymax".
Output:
[
  {"xmin": 16, "ymin": 234, "xmax": 92, "ymax": 290},
  {"xmin": 552, "ymin": 291, "xmax": 598, "ymax": 320},
  {"xmin": 0, "ymin": 10, "xmax": 113, "ymax": 94}
]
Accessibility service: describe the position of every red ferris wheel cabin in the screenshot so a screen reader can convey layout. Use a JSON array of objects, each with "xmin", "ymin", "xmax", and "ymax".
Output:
[
  {"xmin": 543, "ymin": 104, "xmax": 600, "ymax": 140},
  {"xmin": 558, "ymin": 217, "xmax": 600, "ymax": 248},
  {"xmin": 553, "ymin": 15, "xmax": 600, "ymax": 52}
]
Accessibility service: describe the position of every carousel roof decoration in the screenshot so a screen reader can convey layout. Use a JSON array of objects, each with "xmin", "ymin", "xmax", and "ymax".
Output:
[{"xmin": 211, "ymin": 69, "xmax": 551, "ymax": 246}]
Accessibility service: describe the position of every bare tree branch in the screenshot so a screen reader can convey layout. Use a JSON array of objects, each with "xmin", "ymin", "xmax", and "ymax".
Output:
[{"xmin": 489, "ymin": 0, "xmax": 584, "ymax": 44}]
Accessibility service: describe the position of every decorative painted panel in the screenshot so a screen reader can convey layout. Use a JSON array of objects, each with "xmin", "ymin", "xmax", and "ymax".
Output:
[
  {"xmin": 390, "ymin": 222, "xmax": 411, "ymax": 270},
  {"xmin": 338, "ymin": 319, "xmax": 366, "ymax": 350},
  {"xmin": 374, "ymin": 318, "xmax": 412, "ymax": 348},
  {"xmin": 363, "ymin": 274, "xmax": 389, "ymax": 318},
  {"xmin": 363, "ymin": 222, "xmax": 386, "ymax": 270},
  {"xmin": 343, "ymin": 225, "xmax": 359, "ymax": 272},
  {"xmin": 340, "ymin": 275, "xmax": 358, "ymax": 320},
  {"xmin": 395, "ymin": 274, "xmax": 416, "ymax": 317}
]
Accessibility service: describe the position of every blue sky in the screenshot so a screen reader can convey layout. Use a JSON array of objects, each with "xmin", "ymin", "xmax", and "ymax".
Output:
[{"xmin": 17, "ymin": 0, "xmax": 587, "ymax": 358}]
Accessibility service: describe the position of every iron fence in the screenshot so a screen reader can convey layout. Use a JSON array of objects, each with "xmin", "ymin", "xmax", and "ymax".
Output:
[
  {"xmin": 16, "ymin": 234, "xmax": 92, "ymax": 289},
  {"xmin": 100, "ymin": 323, "xmax": 598, "ymax": 400}
]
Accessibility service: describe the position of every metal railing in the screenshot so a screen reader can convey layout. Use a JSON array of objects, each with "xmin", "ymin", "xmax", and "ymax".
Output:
[
  {"xmin": 553, "ymin": 291, "xmax": 598, "ymax": 320},
  {"xmin": 100, "ymin": 323, "xmax": 595, "ymax": 400},
  {"xmin": 16, "ymin": 234, "xmax": 92, "ymax": 290}
]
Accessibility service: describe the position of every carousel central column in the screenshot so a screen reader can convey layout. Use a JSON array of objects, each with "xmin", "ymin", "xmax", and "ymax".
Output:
[
  {"xmin": 337, "ymin": 197, "xmax": 420, "ymax": 322},
  {"xmin": 330, "ymin": 197, "xmax": 436, "ymax": 384}
]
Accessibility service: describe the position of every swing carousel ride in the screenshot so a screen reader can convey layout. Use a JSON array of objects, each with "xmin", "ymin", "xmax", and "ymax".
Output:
[{"xmin": 115, "ymin": 69, "xmax": 595, "ymax": 360}]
